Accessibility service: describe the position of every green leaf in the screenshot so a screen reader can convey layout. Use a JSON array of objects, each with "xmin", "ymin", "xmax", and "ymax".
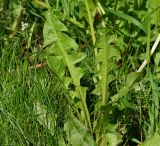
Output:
[
  {"xmin": 64, "ymin": 117, "xmax": 96, "ymax": 146},
  {"xmin": 94, "ymin": 32, "xmax": 119, "ymax": 105},
  {"xmin": 33, "ymin": 102, "xmax": 55, "ymax": 136},
  {"xmin": 47, "ymin": 56, "xmax": 65, "ymax": 80},
  {"xmin": 131, "ymin": 138, "xmax": 141, "ymax": 144},
  {"xmin": 140, "ymin": 132, "xmax": 160, "ymax": 146},
  {"xmin": 110, "ymin": 86, "xmax": 129, "ymax": 103},
  {"xmin": 154, "ymin": 52, "xmax": 160, "ymax": 66},
  {"xmin": 118, "ymin": 95, "xmax": 135, "ymax": 110},
  {"xmin": 93, "ymin": 31, "xmax": 120, "ymax": 145},
  {"xmin": 105, "ymin": 132, "xmax": 122, "ymax": 146},
  {"xmin": 111, "ymin": 72, "xmax": 140, "ymax": 104},
  {"xmin": 43, "ymin": 9, "xmax": 91, "ymax": 130},
  {"xmin": 150, "ymin": 0, "xmax": 160, "ymax": 25},
  {"xmin": 43, "ymin": 11, "xmax": 68, "ymax": 46},
  {"xmin": 107, "ymin": 9, "xmax": 147, "ymax": 34},
  {"xmin": 95, "ymin": 123, "xmax": 122, "ymax": 146},
  {"xmin": 126, "ymin": 72, "xmax": 140, "ymax": 87},
  {"xmin": 96, "ymin": 33, "xmax": 110, "ymax": 105}
]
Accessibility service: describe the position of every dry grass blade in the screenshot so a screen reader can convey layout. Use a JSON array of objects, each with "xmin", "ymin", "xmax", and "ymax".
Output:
[{"xmin": 137, "ymin": 33, "xmax": 160, "ymax": 72}]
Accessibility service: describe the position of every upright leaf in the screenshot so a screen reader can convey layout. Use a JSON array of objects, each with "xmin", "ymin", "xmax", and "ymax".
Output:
[
  {"xmin": 94, "ymin": 32, "xmax": 119, "ymax": 105},
  {"xmin": 43, "ymin": 9, "xmax": 92, "ymax": 131},
  {"xmin": 93, "ymin": 31, "xmax": 120, "ymax": 145}
]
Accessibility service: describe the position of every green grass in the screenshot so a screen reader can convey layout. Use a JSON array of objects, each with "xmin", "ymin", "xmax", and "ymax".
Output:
[
  {"xmin": 0, "ymin": 50, "xmax": 69, "ymax": 145},
  {"xmin": 1, "ymin": 0, "xmax": 160, "ymax": 145}
]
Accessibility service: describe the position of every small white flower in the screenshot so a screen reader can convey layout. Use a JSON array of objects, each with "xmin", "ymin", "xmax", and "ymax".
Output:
[{"xmin": 21, "ymin": 21, "xmax": 28, "ymax": 31}]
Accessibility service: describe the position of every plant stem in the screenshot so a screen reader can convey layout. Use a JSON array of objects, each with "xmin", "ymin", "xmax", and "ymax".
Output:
[
  {"xmin": 76, "ymin": 87, "xmax": 92, "ymax": 131},
  {"xmin": 84, "ymin": 0, "xmax": 96, "ymax": 55}
]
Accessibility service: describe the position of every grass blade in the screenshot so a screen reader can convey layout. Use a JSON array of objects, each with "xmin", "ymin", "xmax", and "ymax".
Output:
[{"xmin": 107, "ymin": 9, "xmax": 147, "ymax": 34}]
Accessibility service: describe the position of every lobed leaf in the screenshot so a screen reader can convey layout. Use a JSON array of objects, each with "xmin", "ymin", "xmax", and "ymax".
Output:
[
  {"xmin": 43, "ymin": 9, "xmax": 91, "ymax": 130},
  {"xmin": 94, "ymin": 32, "xmax": 119, "ymax": 105}
]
